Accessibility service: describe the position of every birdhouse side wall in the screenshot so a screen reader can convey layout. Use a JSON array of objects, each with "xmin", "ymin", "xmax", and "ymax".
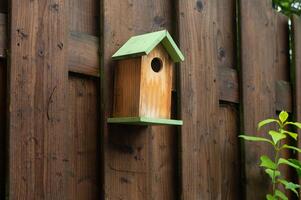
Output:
[
  {"xmin": 139, "ymin": 44, "xmax": 173, "ymax": 119},
  {"xmin": 112, "ymin": 58, "xmax": 141, "ymax": 117}
]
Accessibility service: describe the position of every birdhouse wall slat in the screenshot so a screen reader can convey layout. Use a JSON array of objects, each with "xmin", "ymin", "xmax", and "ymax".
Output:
[{"xmin": 113, "ymin": 57, "xmax": 142, "ymax": 117}]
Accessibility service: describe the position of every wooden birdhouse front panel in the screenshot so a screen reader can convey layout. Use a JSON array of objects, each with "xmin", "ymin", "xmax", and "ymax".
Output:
[{"xmin": 140, "ymin": 44, "xmax": 173, "ymax": 118}]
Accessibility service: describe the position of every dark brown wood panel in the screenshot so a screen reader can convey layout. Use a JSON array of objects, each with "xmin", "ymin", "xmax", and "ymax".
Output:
[
  {"xmin": 275, "ymin": 15, "xmax": 289, "ymax": 81},
  {"xmin": 68, "ymin": 32, "xmax": 99, "ymax": 76},
  {"xmin": 219, "ymin": 67, "xmax": 239, "ymax": 103},
  {"xmin": 101, "ymin": 0, "xmax": 176, "ymax": 199},
  {"xmin": 9, "ymin": 1, "xmax": 70, "ymax": 199},
  {"xmin": 149, "ymin": 126, "xmax": 177, "ymax": 200},
  {"xmin": 0, "ymin": 59, "xmax": 6, "ymax": 200},
  {"xmin": 0, "ymin": 13, "xmax": 6, "ymax": 57},
  {"xmin": 0, "ymin": 1, "xmax": 7, "ymax": 13},
  {"xmin": 177, "ymin": 0, "xmax": 221, "ymax": 199},
  {"xmin": 69, "ymin": 0, "xmax": 99, "ymax": 35},
  {"xmin": 0, "ymin": 2, "xmax": 7, "ymax": 199},
  {"xmin": 292, "ymin": 16, "xmax": 301, "ymax": 173},
  {"xmin": 219, "ymin": 104, "xmax": 240, "ymax": 200},
  {"xmin": 68, "ymin": 76, "xmax": 100, "ymax": 200},
  {"xmin": 240, "ymin": 1, "xmax": 281, "ymax": 199},
  {"xmin": 216, "ymin": 0, "xmax": 236, "ymax": 69},
  {"xmin": 217, "ymin": 1, "xmax": 241, "ymax": 199},
  {"xmin": 276, "ymin": 80, "xmax": 292, "ymax": 112}
]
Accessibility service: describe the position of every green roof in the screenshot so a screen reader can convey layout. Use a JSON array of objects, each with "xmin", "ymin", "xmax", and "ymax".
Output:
[{"xmin": 112, "ymin": 30, "xmax": 184, "ymax": 63}]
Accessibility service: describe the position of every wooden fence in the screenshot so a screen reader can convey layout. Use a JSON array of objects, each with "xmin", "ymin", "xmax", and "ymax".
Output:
[{"xmin": 0, "ymin": 0, "xmax": 301, "ymax": 199}]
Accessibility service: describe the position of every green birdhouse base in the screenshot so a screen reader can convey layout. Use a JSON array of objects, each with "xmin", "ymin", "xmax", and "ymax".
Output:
[{"xmin": 107, "ymin": 117, "xmax": 183, "ymax": 126}]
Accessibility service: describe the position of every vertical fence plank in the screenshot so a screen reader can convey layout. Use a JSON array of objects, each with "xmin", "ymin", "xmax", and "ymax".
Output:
[
  {"xmin": 216, "ymin": 0, "xmax": 241, "ymax": 199},
  {"xmin": 67, "ymin": 1, "xmax": 101, "ymax": 199},
  {"xmin": 177, "ymin": 0, "xmax": 221, "ymax": 199},
  {"xmin": 101, "ymin": 0, "xmax": 177, "ymax": 199},
  {"xmin": 68, "ymin": 76, "xmax": 100, "ymax": 200},
  {"xmin": 8, "ymin": 0, "xmax": 70, "ymax": 199},
  {"xmin": 240, "ymin": 1, "xmax": 278, "ymax": 199},
  {"xmin": 292, "ymin": 16, "xmax": 301, "ymax": 189},
  {"xmin": 0, "ymin": 59, "xmax": 6, "ymax": 199},
  {"xmin": 216, "ymin": 0, "xmax": 236, "ymax": 69},
  {"xmin": 0, "ymin": 3, "xmax": 6, "ymax": 199},
  {"xmin": 219, "ymin": 104, "xmax": 240, "ymax": 199},
  {"xmin": 275, "ymin": 15, "xmax": 289, "ymax": 82}
]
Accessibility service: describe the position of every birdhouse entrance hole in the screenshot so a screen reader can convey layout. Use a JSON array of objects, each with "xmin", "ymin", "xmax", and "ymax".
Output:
[{"xmin": 151, "ymin": 57, "xmax": 163, "ymax": 73}]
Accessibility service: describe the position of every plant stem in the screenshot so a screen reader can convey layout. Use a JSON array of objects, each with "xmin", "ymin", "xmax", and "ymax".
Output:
[
  {"xmin": 272, "ymin": 125, "xmax": 283, "ymax": 198},
  {"xmin": 273, "ymin": 146, "xmax": 280, "ymax": 197}
]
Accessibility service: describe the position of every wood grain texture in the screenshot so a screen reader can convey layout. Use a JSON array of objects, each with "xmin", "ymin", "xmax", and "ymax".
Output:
[
  {"xmin": 8, "ymin": 1, "xmax": 70, "ymax": 199},
  {"xmin": 0, "ymin": 59, "xmax": 6, "ymax": 200},
  {"xmin": 0, "ymin": 14, "xmax": 98, "ymax": 72},
  {"xmin": 101, "ymin": 0, "xmax": 176, "ymax": 199},
  {"xmin": 177, "ymin": 0, "xmax": 221, "ymax": 199},
  {"xmin": 0, "ymin": 3, "xmax": 7, "ymax": 199},
  {"xmin": 219, "ymin": 104, "xmax": 241, "ymax": 200},
  {"xmin": 240, "ymin": 1, "xmax": 280, "ymax": 199},
  {"xmin": 276, "ymin": 80, "xmax": 292, "ymax": 112},
  {"xmin": 140, "ymin": 44, "xmax": 173, "ymax": 118},
  {"xmin": 292, "ymin": 16, "xmax": 301, "ymax": 189},
  {"xmin": 216, "ymin": 0, "xmax": 236, "ymax": 69},
  {"xmin": 69, "ymin": 0, "xmax": 99, "ymax": 35},
  {"xmin": 219, "ymin": 67, "xmax": 239, "ymax": 103},
  {"xmin": 66, "ymin": 0, "xmax": 101, "ymax": 199},
  {"xmin": 275, "ymin": 14, "xmax": 289, "ymax": 81},
  {"xmin": 113, "ymin": 58, "xmax": 142, "ymax": 117},
  {"xmin": 68, "ymin": 32, "xmax": 99, "ymax": 76},
  {"xmin": 68, "ymin": 76, "xmax": 100, "ymax": 200},
  {"xmin": 0, "ymin": 13, "xmax": 6, "ymax": 57}
]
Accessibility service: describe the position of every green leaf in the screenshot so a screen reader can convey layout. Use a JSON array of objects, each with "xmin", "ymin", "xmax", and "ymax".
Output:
[
  {"xmin": 275, "ymin": 189, "xmax": 288, "ymax": 200},
  {"xmin": 265, "ymin": 169, "xmax": 281, "ymax": 183},
  {"xmin": 268, "ymin": 130, "xmax": 286, "ymax": 145},
  {"xmin": 285, "ymin": 122, "xmax": 301, "ymax": 129},
  {"xmin": 258, "ymin": 119, "xmax": 279, "ymax": 130},
  {"xmin": 278, "ymin": 179, "xmax": 300, "ymax": 196},
  {"xmin": 239, "ymin": 135, "xmax": 273, "ymax": 145},
  {"xmin": 278, "ymin": 158, "xmax": 301, "ymax": 170},
  {"xmin": 288, "ymin": 159, "xmax": 301, "ymax": 177},
  {"xmin": 279, "ymin": 111, "xmax": 289, "ymax": 123},
  {"xmin": 282, "ymin": 144, "xmax": 301, "ymax": 153},
  {"xmin": 260, "ymin": 155, "xmax": 277, "ymax": 170},
  {"xmin": 282, "ymin": 130, "xmax": 298, "ymax": 140},
  {"xmin": 266, "ymin": 194, "xmax": 276, "ymax": 200}
]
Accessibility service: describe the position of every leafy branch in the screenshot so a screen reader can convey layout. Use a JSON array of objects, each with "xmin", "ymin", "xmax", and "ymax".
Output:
[
  {"xmin": 240, "ymin": 111, "xmax": 301, "ymax": 200},
  {"xmin": 273, "ymin": 0, "xmax": 301, "ymax": 16}
]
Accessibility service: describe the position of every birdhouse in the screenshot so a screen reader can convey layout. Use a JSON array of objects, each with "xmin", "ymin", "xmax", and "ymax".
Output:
[{"xmin": 108, "ymin": 30, "xmax": 184, "ymax": 125}]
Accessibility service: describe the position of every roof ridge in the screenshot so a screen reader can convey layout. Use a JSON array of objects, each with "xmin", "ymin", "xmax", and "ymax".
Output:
[{"xmin": 112, "ymin": 30, "xmax": 184, "ymax": 63}]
